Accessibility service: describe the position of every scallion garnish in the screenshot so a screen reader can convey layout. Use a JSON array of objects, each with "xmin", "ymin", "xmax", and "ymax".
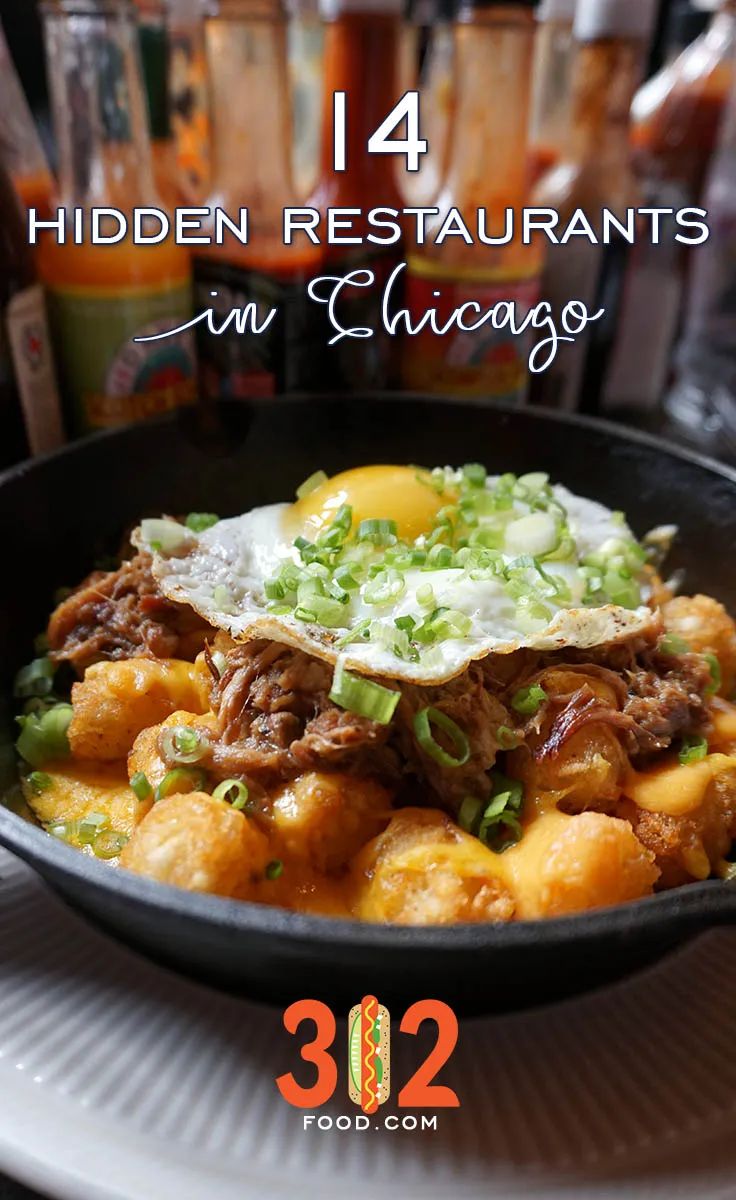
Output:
[
  {"xmin": 14, "ymin": 656, "xmax": 55, "ymax": 700},
  {"xmin": 154, "ymin": 767, "xmax": 208, "ymax": 802},
  {"xmin": 93, "ymin": 830, "xmax": 129, "ymax": 859},
  {"xmin": 78, "ymin": 812, "xmax": 109, "ymax": 847},
  {"xmin": 160, "ymin": 725, "xmax": 210, "ymax": 766},
  {"xmin": 27, "ymin": 771, "xmax": 52, "ymax": 795},
  {"xmin": 265, "ymin": 859, "xmax": 283, "ymax": 880},
  {"xmin": 496, "ymin": 725, "xmax": 521, "ymax": 750},
  {"xmin": 186, "ymin": 512, "xmax": 220, "ymax": 533},
  {"xmin": 212, "ymin": 779, "xmax": 250, "ymax": 810},
  {"xmin": 130, "ymin": 771, "xmax": 152, "ymax": 801},
  {"xmin": 704, "ymin": 653, "xmax": 722, "ymax": 696},
  {"xmin": 329, "ymin": 661, "xmax": 399, "ymax": 725},
  {"xmin": 660, "ymin": 632, "xmax": 690, "ymax": 655},
  {"xmin": 413, "ymin": 706, "xmax": 470, "ymax": 768},
  {"xmin": 140, "ymin": 517, "xmax": 191, "ymax": 555},
  {"xmin": 357, "ymin": 518, "xmax": 398, "ymax": 546},
  {"xmin": 15, "ymin": 703, "xmax": 73, "ymax": 768},
  {"xmin": 511, "ymin": 684, "xmax": 547, "ymax": 716},
  {"xmin": 679, "ymin": 734, "xmax": 708, "ymax": 765},
  {"xmin": 457, "ymin": 773, "xmax": 524, "ymax": 852},
  {"xmin": 296, "ymin": 470, "xmax": 328, "ymax": 500}
]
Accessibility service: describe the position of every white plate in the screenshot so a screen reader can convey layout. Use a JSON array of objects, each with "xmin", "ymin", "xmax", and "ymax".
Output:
[{"xmin": 1, "ymin": 846, "xmax": 736, "ymax": 1200}]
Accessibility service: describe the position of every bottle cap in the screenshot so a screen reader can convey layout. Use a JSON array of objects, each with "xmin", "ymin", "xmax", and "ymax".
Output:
[
  {"xmin": 574, "ymin": 0, "xmax": 658, "ymax": 40},
  {"xmin": 537, "ymin": 0, "xmax": 576, "ymax": 21}
]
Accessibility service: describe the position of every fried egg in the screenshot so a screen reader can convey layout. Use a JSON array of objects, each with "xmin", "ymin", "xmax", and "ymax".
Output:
[{"xmin": 136, "ymin": 465, "xmax": 660, "ymax": 684}]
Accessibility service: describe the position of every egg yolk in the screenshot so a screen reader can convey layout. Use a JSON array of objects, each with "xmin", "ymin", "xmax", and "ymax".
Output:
[{"xmin": 289, "ymin": 465, "xmax": 454, "ymax": 542}]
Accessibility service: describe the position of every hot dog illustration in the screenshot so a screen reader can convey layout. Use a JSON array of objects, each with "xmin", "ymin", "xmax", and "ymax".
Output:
[{"xmin": 348, "ymin": 995, "xmax": 390, "ymax": 1113}]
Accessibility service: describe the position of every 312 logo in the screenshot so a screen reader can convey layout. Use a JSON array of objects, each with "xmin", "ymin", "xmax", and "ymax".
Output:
[{"xmin": 276, "ymin": 997, "xmax": 460, "ymax": 1109}]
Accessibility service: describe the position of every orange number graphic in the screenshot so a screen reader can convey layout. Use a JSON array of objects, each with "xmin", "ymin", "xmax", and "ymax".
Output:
[
  {"xmin": 397, "ymin": 999, "xmax": 460, "ymax": 1108},
  {"xmin": 276, "ymin": 999, "xmax": 338, "ymax": 1108}
]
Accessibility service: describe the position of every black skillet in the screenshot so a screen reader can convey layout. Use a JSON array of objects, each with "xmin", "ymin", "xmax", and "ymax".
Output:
[{"xmin": 1, "ymin": 396, "xmax": 735, "ymax": 1015}]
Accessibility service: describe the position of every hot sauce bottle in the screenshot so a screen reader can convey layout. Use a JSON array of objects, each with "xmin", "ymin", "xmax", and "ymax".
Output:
[
  {"xmin": 400, "ymin": 0, "xmax": 541, "ymax": 400},
  {"xmin": 527, "ymin": 0, "xmax": 577, "ymax": 186},
  {"xmin": 631, "ymin": 0, "xmax": 736, "ymax": 207},
  {"xmin": 531, "ymin": 0, "xmax": 657, "ymax": 412},
  {"xmin": 167, "ymin": 0, "xmax": 212, "ymax": 200},
  {"xmin": 194, "ymin": 0, "xmax": 325, "ymax": 398},
  {"xmin": 38, "ymin": 0, "xmax": 196, "ymax": 435},
  {"xmin": 0, "ymin": 19, "xmax": 56, "ymax": 219},
  {"xmin": 0, "ymin": 156, "xmax": 64, "ymax": 467},
  {"xmin": 136, "ymin": 0, "xmax": 192, "ymax": 207},
  {"xmin": 312, "ymin": 0, "xmax": 405, "ymax": 390}
]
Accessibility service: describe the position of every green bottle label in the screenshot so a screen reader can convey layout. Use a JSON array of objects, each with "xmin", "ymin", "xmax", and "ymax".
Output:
[{"xmin": 47, "ymin": 282, "xmax": 196, "ymax": 433}]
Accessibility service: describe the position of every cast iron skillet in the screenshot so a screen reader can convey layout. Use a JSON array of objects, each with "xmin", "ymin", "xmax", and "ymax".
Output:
[{"xmin": 1, "ymin": 396, "xmax": 735, "ymax": 1015}]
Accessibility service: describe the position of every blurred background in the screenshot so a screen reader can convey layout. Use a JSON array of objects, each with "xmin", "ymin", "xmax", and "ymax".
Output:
[{"xmin": 2, "ymin": 0, "xmax": 736, "ymax": 468}]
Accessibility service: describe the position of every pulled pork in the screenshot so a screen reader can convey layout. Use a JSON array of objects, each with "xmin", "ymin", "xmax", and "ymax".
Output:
[
  {"xmin": 207, "ymin": 636, "xmax": 714, "ymax": 809},
  {"xmin": 211, "ymin": 641, "xmax": 400, "ymax": 784},
  {"xmin": 48, "ymin": 552, "xmax": 210, "ymax": 673},
  {"xmin": 519, "ymin": 648, "xmax": 712, "ymax": 764}
]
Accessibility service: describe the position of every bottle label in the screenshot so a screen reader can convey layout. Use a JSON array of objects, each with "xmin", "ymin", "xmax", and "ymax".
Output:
[
  {"xmin": 401, "ymin": 266, "xmax": 539, "ymax": 401},
  {"xmin": 193, "ymin": 257, "xmax": 325, "ymax": 397},
  {"xmin": 46, "ymin": 282, "xmax": 196, "ymax": 432},
  {"xmin": 5, "ymin": 283, "xmax": 65, "ymax": 455}
]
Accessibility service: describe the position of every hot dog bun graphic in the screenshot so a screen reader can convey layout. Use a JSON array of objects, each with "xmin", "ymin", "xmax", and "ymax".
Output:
[{"xmin": 348, "ymin": 995, "xmax": 390, "ymax": 1112}]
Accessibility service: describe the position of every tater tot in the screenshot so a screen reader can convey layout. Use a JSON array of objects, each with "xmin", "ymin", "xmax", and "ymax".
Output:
[
  {"xmin": 351, "ymin": 808, "xmax": 515, "ymax": 925},
  {"xmin": 663, "ymin": 594, "xmax": 736, "ymax": 696},
  {"xmin": 127, "ymin": 710, "xmax": 216, "ymax": 790},
  {"xmin": 69, "ymin": 657, "xmax": 212, "ymax": 760},
  {"xmin": 21, "ymin": 759, "xmax": 148, "ymax": 848},
  {"xmin": 510, "ymin": 726, "xmax": 628, "ymax": 815},
  {"xmin": 120, "ymin": 792, "xmax": 270, "ymax": 898},
  {"xmin": 508, "ymin": 670, "xmax": 628, "ymax": 814},
  {"xmin": 620, "ymin": 754, "xmax": 736, "ymax": 887},
  {"xmin": 506, "ymin": 810, "xmax": 659, "ymax": 919},
  {"xmin": 270, "ymin": 772, "xmax": 392, "ymax": 873}
]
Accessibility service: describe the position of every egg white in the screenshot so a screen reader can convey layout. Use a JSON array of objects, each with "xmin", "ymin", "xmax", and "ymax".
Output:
[{"xmin": 134, "ymin": 479, "xmax": 660, "ymax": 684}]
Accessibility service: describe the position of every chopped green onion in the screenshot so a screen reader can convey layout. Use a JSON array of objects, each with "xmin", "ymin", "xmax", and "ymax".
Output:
[
  {"xmin": 78, "ymin": 811, "xmax": 109, "ymax": 847},
  {"xmin": 15, "ymin": 703, "xmax": 73, "ymax": 768},
  {"xmin": 14, "ymin": 657, "xmax": 55, "ymax": 700},
  {"xmin": 93, "ymin": 830, "xmax": 129, "ymax": 859},
  {"xmin": 265, "ymin": 859, "xmax": 283, "ymax": 880},
  {"xmin": 27, "ymin": 771, "xmax": 52, "ymax": 795},
  {"xmin": 705, "ymin": 653, "xmax": 722, "ymax": 696},
  {"xmin": 185, "ymin": 512, "xmax": 219, "ymax": 533},
  {"xmin": 511, "ymin": 684, "xmax": 547, "ymax": 716},
  {"xmin": 356, "ymin": 518, "xmax": 397, "ymax": 546},
  {"xmin": 329, "ymin": 661, "xmax": 399, "ymax": 725},
  {"xmin": 659, "ymin": 632, "xmax": 691, "ymax": 656},
  {"xmin": 458, "ymin": 795, "xmax": 482, "ymax": 833},
  {"xmin": 296, "ymin": 470, "xmax": 328, "ymax": 500},
  {"xmin": 413, "ymin": 706, "xmax": 470, "ymax": 768},
  {"xmin": 504, "ymin": 512, "xmax": 558, "ymax": 558},
  {"xmin": 477, "ymin": 772, "xmax": 524, "ymax": 852},
  {"xmin": 462, "ymin": 463, "xmax": 487, "ymax": 488},
  {"xmin": 140, "ymin": 517, "xmax": 191, "ymax": 555},
  {"xmin": 154, "ymin": 767, "xmax": 208, "ymax": 803},
  {"xmin": 160, "ymin": 725, "xmax": 210, "ymax": 766},
  {"xmin": 679, "ymin": 734, "xmax": 708, "ymax": 766},
  {"xmin": 496, "ymin": 725, "xmax": 521, "ymax": 750},
  {"xmin": 416, "ymin": 584, "xmax": 436, "ymax": 610},
  {"xmin": 130, "ymin": 771, "xmax": 152, "ymax": 802},
  {"xmin": 295, "ymin": 594, "xmax": 345, "ymax": 627},
  {"xmin": 213, "ymin": 585, "xmax": 236, "ymax": 614},
  {"xmin": 212, "ymin": 779, "xmax": 250, "ymax": 810}
]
